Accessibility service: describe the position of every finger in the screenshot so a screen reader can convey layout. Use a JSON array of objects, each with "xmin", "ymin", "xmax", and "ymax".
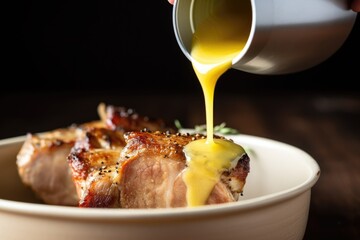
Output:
[{"xmin": 351, "ymin": 0, "xmax": 360, "ymax": 12}]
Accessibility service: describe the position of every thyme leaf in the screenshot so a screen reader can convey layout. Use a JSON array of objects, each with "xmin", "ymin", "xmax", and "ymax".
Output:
[{"xmin": 174, "ymin": 119, "xmax": 183, "ymax": 130}]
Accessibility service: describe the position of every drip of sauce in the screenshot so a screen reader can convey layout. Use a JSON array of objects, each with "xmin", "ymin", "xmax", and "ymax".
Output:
[{"xmin": 183, "ymin": 0, "xmax": 252, "ymax": 207}]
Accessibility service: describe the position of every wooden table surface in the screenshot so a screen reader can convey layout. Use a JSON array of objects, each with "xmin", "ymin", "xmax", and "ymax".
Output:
[{"xmin": 0, "ymin": 91, "xmax": 358, "ymax": 239}]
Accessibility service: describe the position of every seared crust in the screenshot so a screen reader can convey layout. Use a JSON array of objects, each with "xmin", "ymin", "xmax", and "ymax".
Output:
[
  {"xmin": 221, "ymin": 154, "xmax": 250, "ymax": 194},
  {"xmin": 68, "ymin": 128, "xmax": 126, "ymax": 208},
  {"xmin": 120, "ymin": 131, "xmax": 205, "ymax": 162},
  {"xmin": 105, "ymin": 105, "xmax": 173, "ymax": 133}
]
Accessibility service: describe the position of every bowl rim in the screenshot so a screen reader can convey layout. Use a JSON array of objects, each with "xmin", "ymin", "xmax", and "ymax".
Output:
[{"xmin": 0, "ymin": 134, "xmax": 320, "ymax": 221}]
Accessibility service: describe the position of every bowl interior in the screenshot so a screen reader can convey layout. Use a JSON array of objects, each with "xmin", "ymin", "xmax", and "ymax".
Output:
[{"xmin": 236, "ymin": 135, "xmax": 319, "ymax": 201}]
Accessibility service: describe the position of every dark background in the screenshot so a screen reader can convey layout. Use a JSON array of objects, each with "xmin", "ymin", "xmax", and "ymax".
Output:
[
  {"xmin": 1, "ymin": 1, "xmax": 359, "ymax": 138},
  {"xmin": 4, "ymin": 1, "xmax": 360, "ymax": 93}
]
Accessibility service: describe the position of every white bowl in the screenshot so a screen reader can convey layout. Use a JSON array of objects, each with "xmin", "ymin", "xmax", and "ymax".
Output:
[{"xmin": 0, "ymin": 134, "xmax": 320, "ymax": 240}]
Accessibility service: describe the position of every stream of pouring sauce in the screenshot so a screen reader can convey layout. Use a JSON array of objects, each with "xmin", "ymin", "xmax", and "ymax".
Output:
[{"xmin": 182, "ymin": 0, "xmax": 252, "ymax": 207}]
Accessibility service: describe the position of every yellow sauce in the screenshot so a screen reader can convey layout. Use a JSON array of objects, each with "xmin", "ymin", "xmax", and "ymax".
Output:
[{"xmin": 183, "ymin": 0, "xmax": 252, "ymax": 207}]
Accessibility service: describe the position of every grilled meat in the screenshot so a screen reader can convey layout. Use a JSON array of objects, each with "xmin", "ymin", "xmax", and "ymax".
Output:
[
  {"xmin": 16, "ymin": 125, "xmax": 89, "ymax": 206},
  {"xmin": 119, "ymin": 131, "xmax": 250, "ymax": 208},
  {"xmin": 17, "ymin": 103, "xmax": 248, "ymax": 208},
  {"xmin": 68, "ymin": 130, "xmax": 250, "ymax": 208},
  {"xmin": 16, "ymin": 104, "xmax": 171, "ymax": 206}
]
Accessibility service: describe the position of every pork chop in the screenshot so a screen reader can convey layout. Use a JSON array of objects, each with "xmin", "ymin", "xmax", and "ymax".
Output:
[{"xmin": 68, "ymin": 129, "xmax": 250, "ymax": 208}]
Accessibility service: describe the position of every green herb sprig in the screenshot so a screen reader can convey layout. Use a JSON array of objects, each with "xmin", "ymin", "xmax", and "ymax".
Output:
[{"xmin": 174, "ymin": 120, "xmax": 239, "ymax": 135}]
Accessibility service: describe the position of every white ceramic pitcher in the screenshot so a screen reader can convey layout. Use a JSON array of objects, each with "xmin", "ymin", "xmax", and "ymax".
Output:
[{"xmin": 173, "ymin": 0, "xmax": 357, "ymax": 74}]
